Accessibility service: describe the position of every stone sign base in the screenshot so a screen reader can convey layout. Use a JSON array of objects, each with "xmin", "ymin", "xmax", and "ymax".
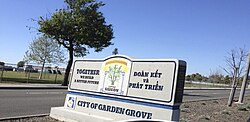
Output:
[{"xmin": 50, "ymin": 107, "xmax": 113, "ymax": 122}]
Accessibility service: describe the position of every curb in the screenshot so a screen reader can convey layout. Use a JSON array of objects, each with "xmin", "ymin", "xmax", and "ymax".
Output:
[
  {"xmin": 0, "ymin": 114, "xmax": 49, "ymax": 121},
  {"xmin": 184, "ymin": 87, "xmax": 250, "ymax": 90},
  {"xmin": 0, "ymin": 86, "xmax": 67, "ymax": 89}
]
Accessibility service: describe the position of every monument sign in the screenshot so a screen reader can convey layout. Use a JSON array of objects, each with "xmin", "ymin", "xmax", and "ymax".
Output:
[{"xmin": 50, "ymin": 55, "xmax": 186, "ymax": 122}]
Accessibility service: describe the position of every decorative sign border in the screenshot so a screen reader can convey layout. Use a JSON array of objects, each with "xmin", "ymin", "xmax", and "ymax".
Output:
[{"xmin": 69, "ymin": 55, "xmax": 181, "ymax": 104}]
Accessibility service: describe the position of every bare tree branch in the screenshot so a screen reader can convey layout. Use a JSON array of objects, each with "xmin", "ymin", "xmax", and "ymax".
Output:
[{"xmin": 222, "ymin": 47, "xmax": 247, "ymax": 78}]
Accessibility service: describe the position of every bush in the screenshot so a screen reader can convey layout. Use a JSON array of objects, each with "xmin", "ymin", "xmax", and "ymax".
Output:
[
  {"xmin": 221, "ymin": 110, "xmax": 230, "ymax": 115},
  {"xmin": 237, "ymin": 106, "xmax": 248, "ymax": 111},
  {"xmin": 199, "ymin": 115, "xmax": 210, "ymax": 120}
]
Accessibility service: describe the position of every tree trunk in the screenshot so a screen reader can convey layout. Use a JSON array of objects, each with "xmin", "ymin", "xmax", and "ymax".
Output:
[
  {"xmin": 39, "ymin": 61, "xmax": 45, "ymax": 79},
  {"xmin": 62, "ymin": 47, "xmax": 74, "ymax": 86}
]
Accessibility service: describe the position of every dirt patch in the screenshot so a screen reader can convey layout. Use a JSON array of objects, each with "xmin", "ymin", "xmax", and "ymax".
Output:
[
  {"xmin": 180, "ymin": 96, "xmax": 250, "ymax": 122},
  {"xmin": 0, "ymin": 116, "xmax": 60, "ymax": 122}
]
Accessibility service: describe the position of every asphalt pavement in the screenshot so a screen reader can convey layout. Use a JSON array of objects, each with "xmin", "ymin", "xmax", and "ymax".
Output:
[
  {"xmin": 183, "ymin": 89, "xmax": 250, "ymax": 102},
  {"xmin": 0, "ymin": 89, "xmax": 67, "ymax": 119}
]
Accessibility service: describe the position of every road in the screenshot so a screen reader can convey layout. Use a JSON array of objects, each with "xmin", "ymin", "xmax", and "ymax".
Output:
[
  {"xmin": 0, "ymin": 89, "xmax": 67, "ymax": 119},
  {"xmin": 184, "ymin": 89, "xmax": 250, "ymax": 102},
  {"xmin": 0, "ymin": 89, "xmax": 250, "ymax": 119}
]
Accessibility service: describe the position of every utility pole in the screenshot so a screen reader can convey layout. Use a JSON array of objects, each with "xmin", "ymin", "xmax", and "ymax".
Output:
[
  {"xmin": 238, "ymin": 50, "xmax": 250, "ymax": 103},
  {"xmin": 0, "ymin": 62, "xmax": 4, "ymax": 82},
  {"xmin": 228, "ymin": 67, "xmax": 239, "ymax": 107}
]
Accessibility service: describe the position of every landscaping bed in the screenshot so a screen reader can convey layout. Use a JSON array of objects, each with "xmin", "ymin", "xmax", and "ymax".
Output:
[{"xmin": 180, "ymin": 96, "xmax": 250, "ymax": 122}]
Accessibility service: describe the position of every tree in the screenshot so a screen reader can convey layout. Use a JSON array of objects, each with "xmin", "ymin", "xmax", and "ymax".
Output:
[
  {"xmin": 0, "ymin": 62, "xmax": 4, "ymax": 66},
  {"xmin": 185, "ymin": 75, "xmax": 191, "ymax": 81},
  {"xmin": 222, "ymin": 47, "xmax": 247, "ymax": 84},
  {"xmin": 24, "ymin": 35, "xmax": 65, "ymax": 79},
  {"xmin": 209, "ymin": 69, "xmax": 224, "ymax": 84},
  {"xmin": 17, "ymin": 61, "xmax": 25, "ymax": 68},
  {"xmin": 38, "ymin": 0, "xmax": 114, "ymax": 86},
  {"xmin": 186, "ymin": 73, "xmax": 207, "ymax": 82},
  {"xmin": 112, "ymin": 48, "xmax": 118, "ymax": 55},
  {"xmin": 195, "ymin": 73, "xmax": 203, "ymax": 81},
  {"xmin": 224, "ymin": 75, "xmax": 231, "ymax": 84}
]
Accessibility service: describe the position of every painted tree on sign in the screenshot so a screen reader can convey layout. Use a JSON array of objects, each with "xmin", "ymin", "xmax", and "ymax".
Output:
[
  {"xmin": 38, "ymin": 0, "xmax": 114, "ymax": 86},
  {"xmin": 108, "ymin": 65, "xmax": 122, "ymax": 85}
]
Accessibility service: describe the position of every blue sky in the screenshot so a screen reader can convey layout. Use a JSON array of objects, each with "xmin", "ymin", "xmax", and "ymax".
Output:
[{"xmin": 0, "ymin": 0, "xmax": 249, "ymax": 76}]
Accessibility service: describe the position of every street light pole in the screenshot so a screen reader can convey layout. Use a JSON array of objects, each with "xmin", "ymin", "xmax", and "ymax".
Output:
[{"xmin": 238, "ymin": 50, "xmax": 250, "ymax": 103}]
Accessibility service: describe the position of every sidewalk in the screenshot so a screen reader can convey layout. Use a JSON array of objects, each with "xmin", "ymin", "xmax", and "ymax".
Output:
[
  {"xmin": 0, "ymin": 83, "xmax": 68, "ymax": 89},
  {"xmin": 0, "ymin": 83, "xmax": 248, "ymax": 90}
]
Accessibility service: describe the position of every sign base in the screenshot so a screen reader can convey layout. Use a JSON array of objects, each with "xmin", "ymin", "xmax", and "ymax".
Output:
[{"xmin": 50, "ymin": 107, "xmax": 113, "ymax": 122}]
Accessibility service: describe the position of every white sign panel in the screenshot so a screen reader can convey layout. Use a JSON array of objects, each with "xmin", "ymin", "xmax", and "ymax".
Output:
[
  {"xmin": 128, "ymin": 61, "xmax": 176, "ymax": 102},
  {"xmin": 70, "ymin": 61, "xmax": 102, "ymax": 92}
]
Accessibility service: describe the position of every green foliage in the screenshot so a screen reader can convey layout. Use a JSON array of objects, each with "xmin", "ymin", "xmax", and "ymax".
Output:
[
  {"xmin": 112, "ymin": 48, "xmax": 118, "ymax": 55},
  {"xmin": 24, "ymin": 35, "xmax": 65, "ymax": 65},
  {"xmin": 199, "ymin": 115, "xmax": 210, "ymax": 120},
  {"xmin": 237, "ymin": 106, "xmax": 248, "ymax": 111},
  {"xmin": 179, "ymin": 118, "xmax": 188, "ymax": 122},
  {"xmin": 24, "ymin": 35, "xmax": 65, "ymax": 79},
  {"xmin": 0, "ymin": 61, "xmax": 4, "ymax": 66},
  {"xmin": 224, "ymin": 75, "xmax": 231, "ymax": 84},
  {"xmin": 38, "ymin": 0, "xmax": 113, "ymax": 85},
  {"xmin": 209, "ymin": 73, "xmax": 224, "ymax": 83},
  {"xmin": 246, "ymin": 103, "xmax": 250, "ymax": 109},
  {"xmin": 17, "ymin": 61, "xmax": 25, "ymax": 68},
  {"xmin": 38, "ymin": 0, "xmax": 113, "ymax": 56},
  {"xmin": 185, "ymin": 75, "xmax": 191, "ymax": 81},
  {"xmin": 186, "ymin": 72, "xmax": 234, "ymax": 84},
  {"xmin": 186, "ymin": 73, "xmax": 208, "ymax": 82},
  {"xmin": 181, "ymin": 108, "xmax": 190, "ymax": 113},
  {"xmin": 108, "ymin": 65, "xmax": 122, "ymax": 85},
  {"xmin": 221, "ymin": 109, "xmax": 230, "ymax": 115}
]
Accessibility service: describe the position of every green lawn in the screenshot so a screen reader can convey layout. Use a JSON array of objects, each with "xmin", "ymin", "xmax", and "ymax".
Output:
[
  {"xmin": 185, "ymin": 82, "xmax": 230, "ymax": 88},
  {"xmin": 0, "ymin": 71, "xmax": 64, "ymax": 84}
]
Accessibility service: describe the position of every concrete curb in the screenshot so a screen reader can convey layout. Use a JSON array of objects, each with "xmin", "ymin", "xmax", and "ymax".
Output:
[
  {"xmin": 0, "ymin": 84, "xmax": 68, "ymax": 89},
  {"xmin": 0, "ymin": 86, "xmax": 68, "ymax": 89},
  {"xmin": 184, "ymin": 87, "xmax": 250, "ymax": 90},
  {"xmin": 0, "ymin": 114, "xmax": 49, "ymax": 121}
]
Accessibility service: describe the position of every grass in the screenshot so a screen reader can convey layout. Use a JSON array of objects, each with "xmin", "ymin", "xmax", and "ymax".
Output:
[
  {"xmin": 246, "ymin": 103, "xmax": 250, "ymax": 109},
  {"xmin": 181, "ymin": 108, "xmax": 190, "ymax": 113},
  {"xmin": 0, "ymin": 71, "xmax": 64, "ymax": 84},
  {"xmin": 185, "ymin": 82, "xmax": 229, "ymax": 88},
  {"xmin": 199, "ymin": 115, "xmax": 211, "ymax": 120},
  {"xmin": 237, "ymin": 106, "xmax": 248, "ymax": 111},
  {"xmin": 221, "ymin": 109, "xmax": 230, "ymax": 115}
]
